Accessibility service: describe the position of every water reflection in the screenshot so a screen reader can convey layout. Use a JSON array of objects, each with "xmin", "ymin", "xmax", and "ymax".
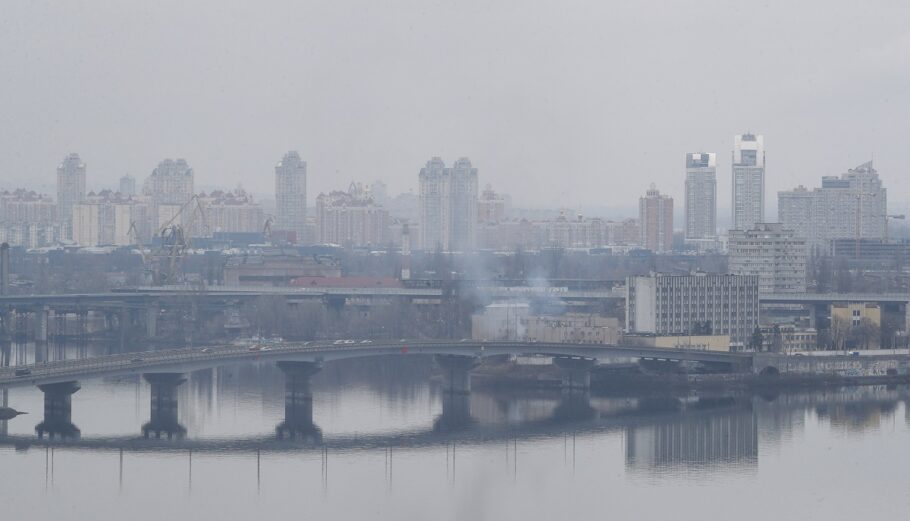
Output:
[
  {"xmin": 1, "ymin": 340, "xmax": 910, "ymax": 516},
  {"xmin": 625, "ymin": 397, "xmax": 758, "ymax": 474}
]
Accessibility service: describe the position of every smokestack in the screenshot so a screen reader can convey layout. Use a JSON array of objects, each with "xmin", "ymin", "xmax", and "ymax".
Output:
[
  {"xmin": 0, "ymin": 243, "xmax": 9, "ymax": 296},
  {"xmin": 400, "ymin": 224, "xmax": 411, "ymax": 280}
]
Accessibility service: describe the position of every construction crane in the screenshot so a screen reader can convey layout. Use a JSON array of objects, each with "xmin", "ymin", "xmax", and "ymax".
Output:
[{"xmin": 152, "ymin": 195, "xmax": 209, "ymax": 285}]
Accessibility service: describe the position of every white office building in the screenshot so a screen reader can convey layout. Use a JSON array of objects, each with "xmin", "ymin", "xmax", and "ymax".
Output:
[
  {"xmin": 56, "ymin": 153, "xmax": 87, "ymax": 239},
  {"xmin": 626, "ymin": 273, "xmax": 759, "ymax": 344}
]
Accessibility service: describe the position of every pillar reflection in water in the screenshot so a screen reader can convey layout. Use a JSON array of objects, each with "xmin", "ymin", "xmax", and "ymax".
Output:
[
  {"xmin": 433, "ymin": 355, "xmax": 479, "ymax": 432},
  {"xmin": 275, "ymin": 361, "xmax": 322, "ymax": 442},
  {"xmin": 142, "ymin": 373, "xmax": 187, "ymax": 440},
  {"xmin": 35, "ymin": 381, "xmax": 81, "ymax": 441}
]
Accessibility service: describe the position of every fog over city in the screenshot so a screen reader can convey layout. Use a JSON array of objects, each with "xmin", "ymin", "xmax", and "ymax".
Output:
[
  {"xmin": 2, "ymin": 0, "xmax": 908, "ymax": 208},
  {"xmin": 4, "ymin": 2, "xmax": 910, "ymax": 521}
]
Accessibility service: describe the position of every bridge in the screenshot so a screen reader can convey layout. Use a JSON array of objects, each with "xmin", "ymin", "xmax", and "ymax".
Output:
[
  {"xmin": 0, "ymin": 340, "xmax": 748, "ymax": 441},
  {"xmin": 0, "ymin": 340, "xmax": 747, "ymax": 389}
]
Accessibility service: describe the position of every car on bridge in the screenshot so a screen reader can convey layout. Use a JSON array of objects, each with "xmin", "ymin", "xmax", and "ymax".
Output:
[{"xmin": 14, "ymin": 368, "xmax": 31, "ymax": 377}]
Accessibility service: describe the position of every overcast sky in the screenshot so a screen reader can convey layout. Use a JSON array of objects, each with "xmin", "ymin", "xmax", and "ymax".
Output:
[{"xmin": 1, "ymin": 0, "xmax": 908, "ymax": 214}]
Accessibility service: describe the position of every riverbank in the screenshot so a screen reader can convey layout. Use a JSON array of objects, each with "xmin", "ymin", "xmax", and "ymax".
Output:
[{"xmin": 470, "ymin": 361, "xmax": 910, "ymax": 392}]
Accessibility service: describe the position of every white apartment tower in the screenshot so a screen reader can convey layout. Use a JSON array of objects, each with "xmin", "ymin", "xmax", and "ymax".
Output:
[
  {"xmin": 275, "ymin": 151, "xmax": 307, "ymax": 243},
  {"xmin": 418, "ymin": 157, "xmax": 478, "ymax": 252},
  {"xmin": 56, "ymin": 153, "xmax": 87, "ymax": 239},
  {"xmin": 143, "ymin": 158, "xmax": 195, "ymax": 231},
  {"xmin": 685, "ymin": 152, "xmax": 717, "ymax": 240},
  {"xmin": 732, "ymin": 134, "xmax": 765, "ymax": 231}
]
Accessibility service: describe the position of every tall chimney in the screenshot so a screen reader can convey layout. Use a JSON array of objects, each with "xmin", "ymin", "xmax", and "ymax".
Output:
[
  {"xmin": 400, "ymin": 224, "xmax": 411, "ymax": 280},
  {"xmin": 0, "ymin": 243, "xmax": 9, "ymax": 296}
]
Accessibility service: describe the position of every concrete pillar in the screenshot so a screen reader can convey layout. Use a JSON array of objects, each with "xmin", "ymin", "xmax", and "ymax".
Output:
[
  {"xmin": 553, "ymin": 357, "xmax": 596, "ymax": 391},
  {"xmin": 146, "ymin": 303, "xmax": 158, "ymax": 338},
  {"xmin": 0, "ymin": 242, "xmax": 9, "ymax": 296},
  {"xmin": 275, "ymin": 361, "xmax": 322, "ymax": 441},
  {"xmin": 435, "ymin": 354, "xmax": 480, "ymax": 395},
  {"xmin": 35, "ymin": 307, "xmax": 49, "ymax": 343},
  {"xmin": 142, "ymin": 373, "xmax": 186, "ymax": 440},
  {"xmin": 35, "ymin": 381, "xmax": 81, "ymax": 440}
]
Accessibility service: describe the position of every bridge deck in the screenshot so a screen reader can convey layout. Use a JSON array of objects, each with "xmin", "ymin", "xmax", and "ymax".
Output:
[{"xmin": 0, "ymin": 340, "xmax": 749, "ymax": 388}]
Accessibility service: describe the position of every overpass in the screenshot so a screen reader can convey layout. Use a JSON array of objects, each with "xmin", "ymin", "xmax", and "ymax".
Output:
[{"xmin": 0, "ymin": 340, "xmax": 747, "ymax": 389}]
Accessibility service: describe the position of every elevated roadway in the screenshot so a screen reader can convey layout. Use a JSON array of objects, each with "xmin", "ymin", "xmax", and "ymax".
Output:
[{"xmin": 0, "ymin": 340, "xmax": 749, "ymax": 389}]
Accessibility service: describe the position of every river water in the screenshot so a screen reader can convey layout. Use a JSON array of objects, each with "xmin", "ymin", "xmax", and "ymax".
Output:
[{"xmin": 1, "ymin": 341, "xmax": 909, "ymax": 520}]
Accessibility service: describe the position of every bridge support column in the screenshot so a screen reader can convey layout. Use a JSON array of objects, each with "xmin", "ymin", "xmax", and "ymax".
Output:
[
  {"xmin": 435, "ymin": 354, "xmax": 480, "ymax": 395},
  {"xmin": 146, "ymin": 303, "xmax": 158, "ymax": 339},
  {"xmin": 35, "ymin": 381, "xmax": 81, "ymax": 440},
  {"xmin": 35, "ymin": 306, "xmax": 49, "ymax": 343},
  {"xmin": 142, "ymin": 373, "xmax": 187, "ymax": 440},
  {"xmin": 553, "ymin": 357, "xmax": 596, "ymax": 392},
  {"xmin": 275, "ymin": 361, "xmax": 322, "ymax": 441}
]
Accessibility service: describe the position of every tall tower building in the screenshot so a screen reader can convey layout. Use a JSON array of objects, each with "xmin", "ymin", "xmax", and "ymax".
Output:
[
  {"xmin": 732, "ymin": 133, "xmax": 765, "ymax": 230},
  {"xmin": 418, "ymin": 157, "xmax": 478, "ymax": 252},
  {"xmin": 639, "ymin": 184, "xmax": 673, "ymax": 253},
  {"xmin": 275, "ymin": 151, "xmax": 307, "ymax": 243},
  {"xmin": 446, "ymin": 157, "xmax": 479, "ymax": 252},
  {"xmin": 56, "ymin": 153, "xmax": 87, "ymax": 238},
  {"xmin": 119, "ymin": 175, "xmax": 136, "ymax": 197},
  {"xmin": 143, "ymin": 158, "xmax": 195, "ymax": 231},
  {"xmin": 418, "ymin": 157, "xmax": 447, "ymax": 251},
  {"xmin": 684, "ymin": 152, "xmax": 716, "ymax": 239}
]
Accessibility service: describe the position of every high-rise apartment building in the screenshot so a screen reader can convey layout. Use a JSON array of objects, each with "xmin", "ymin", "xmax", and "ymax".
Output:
[
  {"xmin": 732, "ymin": 134, "xmax": 765, "ymax": 231},
  {"xmin": 56, "ymin": 153, "xmax": 86, "ymax": 238},
  {"xmin": 143, "ymin": 158, "xmax": 195, "ymax": 231},
  {"xmin": 728, "ymin": 223, "xmax": 807, "ymax": 294},
  {"xmin": 639, "ymin": 185, "xmax": 673, "ymax": 252},
  {"xmin": 119, "ymin": 175, "xmax": 136, "ymax": 197},
  {"xmin": 275, "ymin": 151, "xmax": 307, "ymax": 243},
  {"xmin": 316, "ymin": 183, "xmax": 389, "ymax": 247},
  {"xmin": 685, "ymin": 152, "xmax": 716, "ymax": 240},
  {"xmin": 72, "ymin": 190, "xmax": 150, "ymax": 246},
  {"xmin": 199, "ymin": 188, "xmax": 264, "ymax": 234},
  {"xmin": 778, "ymin": 161, "xmax": 886, "ymax": 251},
  {"xmin": 626, "ymin": 273, "xmax": 759, "ymax": 344},
  {"xmin": 418, "ymin": 157, "xmax": 478, "ymax": 251}
]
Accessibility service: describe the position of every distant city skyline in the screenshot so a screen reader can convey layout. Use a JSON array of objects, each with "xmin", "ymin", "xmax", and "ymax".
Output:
[{"xmin": 1, "ymin": 2, "xmax": 906, "ymax": 208}]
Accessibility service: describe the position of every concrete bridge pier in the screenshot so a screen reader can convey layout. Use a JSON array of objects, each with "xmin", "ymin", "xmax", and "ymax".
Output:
[
  {"xmin": 35, "ymin": 306, "xmax": 49, "ymax": 343},
  {"xmin": 142, "ymin": 373, "xmax": 187, "ymax": 440},
  {"xmin": 35, "ymin": 381, "xmax": 81, "ymax": 441},
  {"xmin": 275, "ymin": 361, "xmax": 323, "ymax": 442},
  {"xmin": 435, "ymin": 354, "xmax": 480, "ymax": 395},
  {"xmin": 146, "ymin": 303, "xmax": 158, "ymax": 339},
  {"xmin": 553, "ymin": 357, "xmax": 596, "ymax": 392}
]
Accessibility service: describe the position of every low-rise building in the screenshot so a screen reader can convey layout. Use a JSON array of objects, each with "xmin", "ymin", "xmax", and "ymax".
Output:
[
  {"xmin": 523, "ymin": 314, "xmax": 621, "ymax": 345},
  {"xmin": 623, "ymin": 333, "xmax": 731, "ymax": 352},
  {"xmin": 223, "ymin": 252, "xmax": 342, "ymax": 286}
]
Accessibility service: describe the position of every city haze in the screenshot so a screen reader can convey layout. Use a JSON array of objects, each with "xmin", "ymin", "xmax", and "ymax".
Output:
[{"xmin": 2, "ymin": 0, "xmax": 908, "ymax": 207}]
